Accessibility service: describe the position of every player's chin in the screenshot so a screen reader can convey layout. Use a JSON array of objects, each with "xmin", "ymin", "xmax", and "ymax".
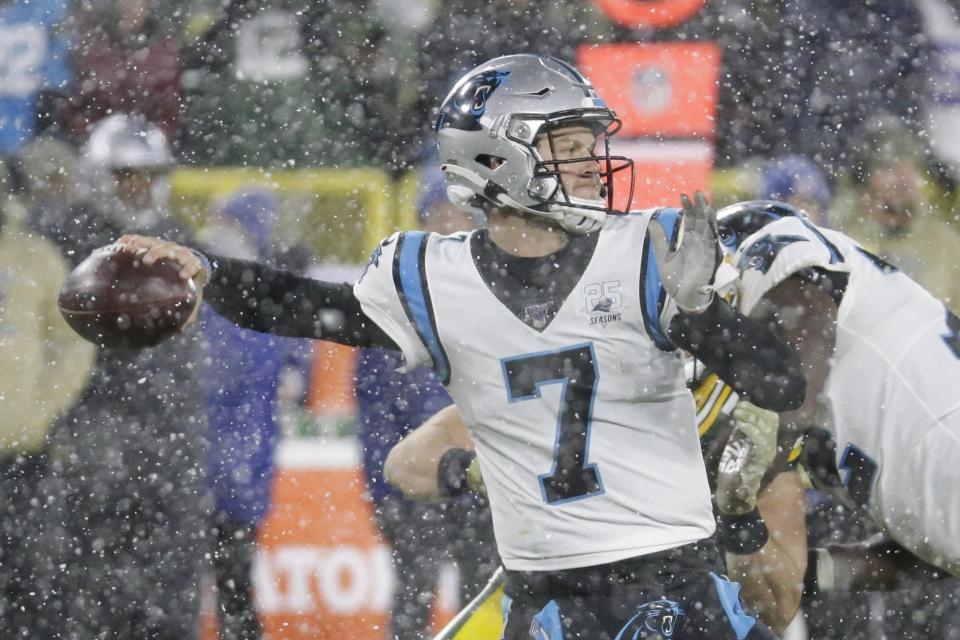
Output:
[{"xmin": 571, "ymin": 186, "xmax": 602, "ymax": 201}]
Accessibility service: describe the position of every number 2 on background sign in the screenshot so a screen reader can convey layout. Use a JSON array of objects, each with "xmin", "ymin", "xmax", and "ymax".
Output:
[
  {"xmin": 502, "ymin": 343, "xmax": 603, "ymax": 504},
  {"xmin": 0, "ymin": 25, "xmax": 47, "ymax": 98}
]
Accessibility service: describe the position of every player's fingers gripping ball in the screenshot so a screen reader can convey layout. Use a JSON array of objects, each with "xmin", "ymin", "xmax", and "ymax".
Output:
[
  {"xmin": 716, "ymin": 401, "xmax": 779, "ymax": 515},
  {"xmin": 59, "ymin": 242, "xmax": 201, "ymax": 349},
  {"xmin": 118, "ymin": 234, "xmax": 209, "ymax": 285}
]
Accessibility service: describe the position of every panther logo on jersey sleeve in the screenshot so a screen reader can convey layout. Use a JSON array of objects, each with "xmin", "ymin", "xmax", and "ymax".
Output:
[{"xmin": 737, "ymin": 234, "xmax": 808, "ymax": 274}]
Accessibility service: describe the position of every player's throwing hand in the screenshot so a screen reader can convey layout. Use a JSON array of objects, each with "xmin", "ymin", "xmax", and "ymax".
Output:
[
  {"xmin": 116, "ymin": 234, "xmax": 208, "ymax": 330},
  {"xmin": 117, "ymin": 234, "xmax": 210, "ymax": 285}
]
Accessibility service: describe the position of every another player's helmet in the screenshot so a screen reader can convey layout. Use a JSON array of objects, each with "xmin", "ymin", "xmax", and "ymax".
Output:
[
  {"xmin": 716, "ymin": 200, "xmax": 810, "ymax": 255},
  {"xmin": 82, "ymin": 114, "xmax": 172, "ymax": 172},
  {"xmin": 436, "ymin": 54, "xmax": 634, "ymax": 234}
]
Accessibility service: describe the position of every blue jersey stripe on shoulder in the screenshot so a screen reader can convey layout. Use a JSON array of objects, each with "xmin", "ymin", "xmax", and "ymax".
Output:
[
  {"xmin": 392, "ymin": 231, "xmax": 451, "ymax": 384},
  {"xmin": 640, "ymin": 209, "xmax": 679, "ymax": 351}
]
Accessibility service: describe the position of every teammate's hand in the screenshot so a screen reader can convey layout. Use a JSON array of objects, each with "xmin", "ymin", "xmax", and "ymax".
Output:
[
  {"xmin": 715, "ymin": 400, "xmax": 779, "ymax": 515},
  {"xmin": 117, "ymin": 234, "xmax": 208, "ymax": 331},
  {"xmin": 648, "ymin": 192, "xmax": 722, "ymax": 313}
]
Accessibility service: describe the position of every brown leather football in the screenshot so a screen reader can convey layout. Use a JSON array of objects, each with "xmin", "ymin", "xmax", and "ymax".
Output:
[{"xmin": 58, "ymin": 243, "xmax": 198, "ymax": 350}]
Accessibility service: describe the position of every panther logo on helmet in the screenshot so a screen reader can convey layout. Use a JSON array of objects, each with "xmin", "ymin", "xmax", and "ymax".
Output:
[{"xmin": 436, "ymin": 70, "xmax": 511, "ymax": 132}]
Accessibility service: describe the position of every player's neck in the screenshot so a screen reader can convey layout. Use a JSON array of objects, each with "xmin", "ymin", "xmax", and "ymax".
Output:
[{"xmin": 486, "ymin": 210, "xmax": 569, "ymax": 257}]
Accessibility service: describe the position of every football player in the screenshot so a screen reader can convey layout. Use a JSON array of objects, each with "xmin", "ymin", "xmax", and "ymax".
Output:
[
  {"xmin": 120, "ymin": 55, "xmax": 805, "ymax": 638},
  {"xmin": 714, "ymin": 200, "xmax": 960, "ymax": 581}
]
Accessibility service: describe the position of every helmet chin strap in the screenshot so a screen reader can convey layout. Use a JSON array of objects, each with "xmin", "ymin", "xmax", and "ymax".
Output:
[{"xmin": 442, "ymin": 163, "xmax": 606, "ymax": 234}]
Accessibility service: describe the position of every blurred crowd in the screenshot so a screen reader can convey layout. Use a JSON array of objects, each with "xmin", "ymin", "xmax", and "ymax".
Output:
[{"xmin": 4, "ymin": 0, "xmax": 960, "ymax": 638}]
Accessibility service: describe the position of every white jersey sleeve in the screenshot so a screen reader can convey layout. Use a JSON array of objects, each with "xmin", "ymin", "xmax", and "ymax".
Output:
[
  {"xmin": 352, "ymin": 232, "xmax": 432, "ymax": 371},
  {"xmin": 733, "ymin": 217, "xmax": 853, "ymax": 314}
]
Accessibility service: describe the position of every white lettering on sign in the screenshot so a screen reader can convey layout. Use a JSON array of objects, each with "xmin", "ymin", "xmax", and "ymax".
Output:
[{"xmin": 253, "ymin": 545, "xmax": 395, "ymax": 615}]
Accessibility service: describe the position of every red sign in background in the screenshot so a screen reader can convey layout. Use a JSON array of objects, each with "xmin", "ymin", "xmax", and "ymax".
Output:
[
  {"xmin": 578, "ymin": 42, "xmax": 721, "ymax": 207},
  {"xmin": 593, "ymin": 0, "xmax": 707, "ymax": 29},
  {"xmin": 200, "ymin": 336, "xmax": 458, "ymax": 640},
  {"xmin": 201, "ymin": 439, "xmax": 458, "ymax": 640}
]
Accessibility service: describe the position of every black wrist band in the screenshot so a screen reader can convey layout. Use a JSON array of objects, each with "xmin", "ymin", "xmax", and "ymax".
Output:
[
  {"xmin": 717, "ymin": 508, "xmax": 769, "ymax": 555},
  {"xmin": 437, "ymin": 448, "xmax": 476, "ymax": 498}
]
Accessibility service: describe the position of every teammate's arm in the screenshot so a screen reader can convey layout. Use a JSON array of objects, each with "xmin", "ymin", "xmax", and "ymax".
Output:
[
  {"xmin": 725, "ymin": 470, "xmax": 807, "ymax": 634},
  {"xmin": 748, "ymin": 273, "xmax": 837, "ymax": 436},
  {"xmin": 383, "ymin": 404, "xmax": 479, "ymax": 503}
]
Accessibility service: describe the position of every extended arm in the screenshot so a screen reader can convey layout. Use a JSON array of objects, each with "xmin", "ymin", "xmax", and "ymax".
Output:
[
  {"xmin": 725, "ymin": 470, "xmax": 807, "ymax": 634},
  {"xmin": 668, "ymin": 297, "xmax": 807, "ymax": 412},
  {"xmin": 384, "ymin": 404, "xmax": 478, "ymax": 503},
  {"xmin": 203, "ymin": 253, "xmax": 396, "ymax": 347},
  {"xmin": 117, "ymin": 234, "xmax": 398, "ymax": 349}
]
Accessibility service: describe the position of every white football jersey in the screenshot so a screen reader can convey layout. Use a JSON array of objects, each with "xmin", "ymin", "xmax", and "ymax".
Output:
[
  {"xmin": 354, "ymin": 211, "xmax": 715, "ymax": 571},
  {"xmin": 735, "ymin": 216, "xmax": 960, "ymax": 573}
]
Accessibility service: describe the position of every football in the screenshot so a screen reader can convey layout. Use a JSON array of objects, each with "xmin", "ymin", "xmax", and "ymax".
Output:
[{"xmin": 58, "ymin": 243, "xmax": 198, "ymax": 350}]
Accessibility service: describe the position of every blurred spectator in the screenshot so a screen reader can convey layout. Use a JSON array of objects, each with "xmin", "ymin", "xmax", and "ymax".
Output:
[
  {"xmin": 40, "ymin": 114, "xmax": 211, "ymax": 639},
  {"xmin": 0, "ymin": 159, "xmax": 95, "ymax": 638},
  {"xmin": 704, "ymin": 2, "xmax": 789, "ymax": 166},
  {"xmin": 63, "ymin": 0, "xmax": 182, "ymax": 143},
  {"xmin": 198, "ymin": 189, "xmax": 311, "ymax": 640},
  {"xmin": 180, "ymin": 0, "xmax": 417, "ymax": 170},
  {"xmin": 759, "ymin": 155, "xmax": 833, "ymax": 226},
  {"xmin": 355, "ymin": 169, "xmax": 496, "ymax": 640},
  {"xmin": 16, "ymin": 134, "xmax": 84, "ymax": 236},
  {"xmin": 779, "ymin": 0, "xmax": 930, "ymax": 177},
  {"xmin": 0, "ymin": 0, "xmax": 72, "ymax": 155},
  {"xmin": 918, "ymin": 0, "xmax": 960, "ymax": 184},
  {"xmin": 840, "ymin": 116, "xmax": 960, "ymax": 310}
]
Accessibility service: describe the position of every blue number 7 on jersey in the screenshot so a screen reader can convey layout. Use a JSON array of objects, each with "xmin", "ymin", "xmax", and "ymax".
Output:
[{"xmin": 502, "ymin": 343, "xmax": 604, "ymax": 505}]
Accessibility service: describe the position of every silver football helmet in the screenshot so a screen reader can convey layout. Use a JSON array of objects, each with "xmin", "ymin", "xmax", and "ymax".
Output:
[
  {"xmin": 436, "ymin": 54, "xmax": 634, "ymax": 234},
  {"xmin": 82, "ymin": 114, "xmax": 172, "ymax": 172}
]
